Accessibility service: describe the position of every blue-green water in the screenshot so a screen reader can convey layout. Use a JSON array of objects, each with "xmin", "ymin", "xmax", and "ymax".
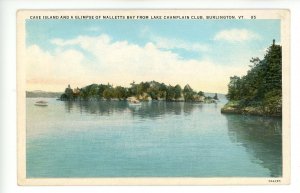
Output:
[{"xmin": 26, "ymin": 98, "xmax": 282, "ymax": 178}]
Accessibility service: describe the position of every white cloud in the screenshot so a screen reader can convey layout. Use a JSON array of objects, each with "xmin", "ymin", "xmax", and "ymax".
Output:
[
  {"xmin": 27, "ymin": 34, "xmax": 249, "ymax": 93},
  {"xmin": 151, "ymin": 36, "xmax": 210, "ymax": 52},
  {"xmin": 139, "ymin": 26, "xmax": 209, "ymax": 53},
  {"xmin": 214, "ymin": 29, "xmax": 261, "ymax": 42},
  {"xmin": 26, "ymin": 44, "xmax": 90, "ymax": 91}
]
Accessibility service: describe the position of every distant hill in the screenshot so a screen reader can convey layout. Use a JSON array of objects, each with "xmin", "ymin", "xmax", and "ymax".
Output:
[{"xmin": 26, "ymin": 91, "xmax": 62, "ymax": 98}]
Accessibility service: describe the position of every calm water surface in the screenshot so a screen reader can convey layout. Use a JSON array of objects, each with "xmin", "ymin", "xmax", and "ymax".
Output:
[{"xmin": 26, "ymin": 98, "xmax": 282, "ymax": 177}]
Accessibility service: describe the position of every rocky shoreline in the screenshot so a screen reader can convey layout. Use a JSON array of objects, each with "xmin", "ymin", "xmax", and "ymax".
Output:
[{"xmin": 221, "ymin": 101, "xmax": 282, "ymax": 117}]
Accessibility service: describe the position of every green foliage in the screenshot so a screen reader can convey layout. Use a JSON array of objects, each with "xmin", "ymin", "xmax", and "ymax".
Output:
[
  {"xmin": 114, "ymin": 86, "xmax": 128, "ymax": 100},
  {"xmin": 198, "ymin": 91, "xmax": 204, "ymax": 96},
  {"xmin": 61, "ymin": 84, "xmax": 74, "ymax": 100},
  {"xmin": 98, "ymin": 84, "xmax": 110, "ymax": 98},
  {"xmin": 262, "ymin": 90, "xmax": 282, "ymax": 115},
  {"xmin": 60, "ymin": 81, "xmax": 211, "ymax": 102},
  {"xmin": 174, "ymin": 84, "xmax": 182, "ymax": 99},
  {"xmin": 147, "ymin": 86, "xmax": 159, "ymax": 100},
  {"xmin": 166, "ymin": 85, "xmax": 175, "ymax": 101},
  {"xmin": 213, "ymin": 93, "xmax": 219, "ymax": 100},
  {"xmin": 183, "ymin": 84, "xmax": 196, "ymax": 101},
  {"xmin": 226, "ymin": 40, "xmax": 282, "ymax": 115},
  {"xmin": 136, "ymin": 82, "xmax": 150, "ymax": 96},
  {"xmin": 103, "ymin": 87, "xmax": 114, "ymax": 100},
  {"xmin": 129, "ymin": 81, "xmax": 137, "ymax": 96}
]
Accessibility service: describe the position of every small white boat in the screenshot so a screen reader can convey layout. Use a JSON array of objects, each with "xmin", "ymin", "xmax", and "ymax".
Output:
[{"xmin": 35, "ymin": 100, "xmax": 48, "ymax": 106}]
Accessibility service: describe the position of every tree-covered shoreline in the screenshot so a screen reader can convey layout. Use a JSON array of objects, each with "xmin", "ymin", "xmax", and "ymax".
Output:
[
  {"xmin": 60, "ymin": 81, "xmax": 219, "ymax": 103},
  {"xmin": 221, "ymin": 40, "xmax": 282, "ymax": 116}
]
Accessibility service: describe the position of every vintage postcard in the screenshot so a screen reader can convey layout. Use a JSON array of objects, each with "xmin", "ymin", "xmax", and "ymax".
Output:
[{"xmin": 17, "ymin": 9, "xmax": 290, "ymax": 185}]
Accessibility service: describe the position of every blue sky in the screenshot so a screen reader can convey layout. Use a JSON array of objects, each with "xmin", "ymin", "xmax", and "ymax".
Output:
[{"xmin": 25, "ymin": 19, "xmax": 280, "ymax": 93}]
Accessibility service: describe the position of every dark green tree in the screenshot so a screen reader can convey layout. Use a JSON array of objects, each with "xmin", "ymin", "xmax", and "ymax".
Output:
[
  {"xmin": 114, "ymin": 86, "xmax": 127, "ymax": 100},
  {"xmin": 198, "ymin": 91, "xmax": 204, "ymax": 97},
  {"xmin": 166, "ymin": 85, "xmax": 175, "ymax": 101},
  {"xmin": 174, "ymin": 84, "xmax": 182, "ymax": 100},
  {"xmin": 213, "ymin": 93, "xmax": 219, "ymax": 100},
  {"xmin": 183, "ymin": 84, "xmax": 195, "ymax": 102},
  {"xmin": 226, "ymin": 40, "xmax": 282, "ymax": 114},
  {"xmin": 103, "ymin": 87, "xmax": 114, "ymax": 100},
  {"xmin": 62, "ymin": 84, "xmax": 74, "ymax": 100}
]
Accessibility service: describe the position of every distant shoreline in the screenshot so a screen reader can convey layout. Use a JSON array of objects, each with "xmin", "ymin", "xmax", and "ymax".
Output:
[{"xmin": 26, "ymin": 91, "xmax": 62, "ymax": 98}]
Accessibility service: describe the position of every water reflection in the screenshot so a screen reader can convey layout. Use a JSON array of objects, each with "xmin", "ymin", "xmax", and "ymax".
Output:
[
  {"xmin": 224, "ymin": 114, "xmax": 282, "ymax": 177},
  {"xmin": 27, "ymin": 98, "xmax": 283, "ymax": 177},
  {"xmin": 63, "ymin": 101, "xmax": 200, "ymax": 119}
]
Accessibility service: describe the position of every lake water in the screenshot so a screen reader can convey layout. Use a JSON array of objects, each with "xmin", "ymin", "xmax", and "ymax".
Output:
[{"xmin": 26, "ymin": 98, "xmax": 282, "ymax": 178}]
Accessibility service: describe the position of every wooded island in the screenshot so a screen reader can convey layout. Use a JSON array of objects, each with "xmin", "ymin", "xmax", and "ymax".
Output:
[{"xmin": 60, "ymin": 81, "xmax": 219, "ymax": 103}]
